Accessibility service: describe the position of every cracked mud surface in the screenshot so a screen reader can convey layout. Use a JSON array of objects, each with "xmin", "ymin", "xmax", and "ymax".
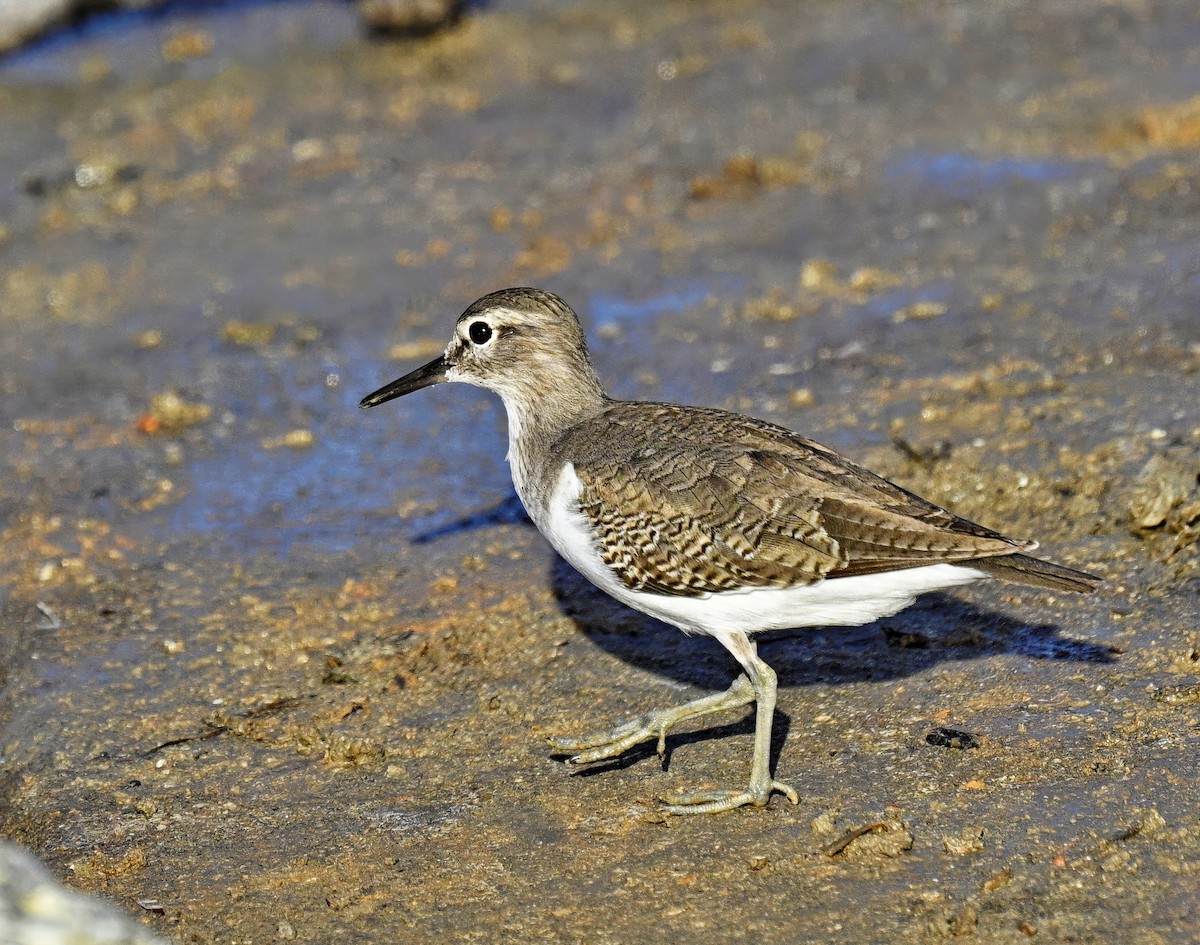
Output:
[{"xmin": 1, "ymin": 1, "xmax": 1199, "ymax": 942}]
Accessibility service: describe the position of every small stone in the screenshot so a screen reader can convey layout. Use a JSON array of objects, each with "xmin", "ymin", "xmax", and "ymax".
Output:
[
  {"xmin": 1152, "ymin": 684, "xmax": 1200, "ymax": 706},
  {"xmin": 941, "ymin": 826, "xmax": 985, "ymax": 855},
  {"xmin": 359, "ymin": 0, "xmax": 464, "ymax": 34},
  {"xmin": 489, "ymin": 206, "xmax": 513, "ymax": 232},
  {"xmin": 847, "ymin": 267, "xmax": 899, "ymax": 294},
  {"xmin": 892, "ymin": 300, "xmax": 948, "ymax": 323},
  {"xmin": 425, "ymin": 238, "xmax": 451, "ymax": 259},
  {"xmin": 261, "ymin": 429, "xmax": 315, "ymax": 450},
  {"xmin": 947, "ymin": 903, "xmax": 979, "ymax": 936},
  {"xmin": 291, "ymin": 138, "xmax": 327, "ymax": 162},
  {"xmin": 389, "ymin": 339, "xmax": 446, "ymax": 361},
  {"xmin": 883, "ymin": 627, "xmax": 929, "ymax": 648},
  {"xmin": 788, "ymin": 388, "xmax": 816, "ymax": 408},
  {"xmin": 810, "ymin": 809, "xmax": 840, "ymax": 836},
  {"xmin": 741, "ymin": 293, "xmax": 797, "ymax": 321},
  {"xmin": 74, "ymin": 163, "xmax": 115, "ymax": 188},
  {"xmin": 221, "ymin": 320, "xmax": 277, "ymax": 347},
  {"xmin": 140, "ymin": 391, "xmax": 212, "ymax": 432},
  {"xmin": 1129, "ymin": 454, "xmax": 1194, "ymax": 530},
  {"xmin": 723, "ymin": 154, "xmax": 760, "ymax": 184},
  {"xmin": 135, "ymin": 329, "xmax": 165, "ymax": 350},
  {"xmin": 162, "ymin": 29, "xmax": 213, "ymax": 61},
  {"xmin": 799, "ymin": 258, "xmax": 838, "ymax": 292},
  {"xmin": 78, "ymin": 55, "xmax": 112, "ymax": 82}
]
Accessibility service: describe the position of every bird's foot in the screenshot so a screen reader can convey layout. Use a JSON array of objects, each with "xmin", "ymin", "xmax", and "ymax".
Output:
[
  {"xmin": 548, "ymin": 708, "xmax": 680, "ymax": 763},
  {"xmin": 658, "ymin": 779, "xmax": 799, "ymax": 816},
  {"xmin": 548, "ymin": 676, "xmax": 756, "ymax": 764}
]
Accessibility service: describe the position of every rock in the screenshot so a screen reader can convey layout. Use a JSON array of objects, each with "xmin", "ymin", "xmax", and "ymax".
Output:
[
  {"xmin": 1129, "ymin": 453, "xmax": 1195, "ymax": 531},
  {"xmin": 0, "ymin": 0, "xmax": 464, "ymax": 54},
  {"xmin": 359, "ymin": 0, "xmax": 463, "ymax": 35},
  {"xmin": 0, "ymin": 0, "xmax": 71, "ymax": 52},
  {"xmin": 0, "ymin": 841, "xmax": 168, "ymax": 945}
]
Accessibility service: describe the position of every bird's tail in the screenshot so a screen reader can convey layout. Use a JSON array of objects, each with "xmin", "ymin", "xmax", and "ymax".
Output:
[{"xmin": 972, "ymin": 552, "xmax": 1101, "ymax": 594}]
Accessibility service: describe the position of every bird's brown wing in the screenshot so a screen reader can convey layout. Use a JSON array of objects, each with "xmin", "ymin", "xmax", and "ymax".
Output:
[{"xmin": 561, "ymin": 403, "xmax": 1032, "ymax": 598}]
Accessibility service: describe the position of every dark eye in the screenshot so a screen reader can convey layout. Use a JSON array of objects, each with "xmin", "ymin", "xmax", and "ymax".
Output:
[{"xmin": 469, "ymin": 321, "xmax": 492, "ymax": 345}]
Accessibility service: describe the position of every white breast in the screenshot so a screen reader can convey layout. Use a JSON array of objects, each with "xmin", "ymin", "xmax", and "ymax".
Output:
[{"xmin": 542, "ymin": 463, "xmax": 988, "ymax": 638}]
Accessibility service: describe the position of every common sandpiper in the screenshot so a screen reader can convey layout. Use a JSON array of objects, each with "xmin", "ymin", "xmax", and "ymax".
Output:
[{"xmin": 361, "ymin": 287, "xmax": 1100, "ymax": 815}]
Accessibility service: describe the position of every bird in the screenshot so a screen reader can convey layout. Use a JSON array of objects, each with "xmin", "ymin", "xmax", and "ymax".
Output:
[{"xmin": 360, "ymin": 287, "xmax": 1101, "ymax": 815}]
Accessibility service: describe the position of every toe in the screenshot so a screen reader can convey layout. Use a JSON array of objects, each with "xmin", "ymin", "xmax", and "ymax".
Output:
[
  {"xmin": 658, "ymin": 780, "xmax": 799, "ymax": 815},
  {"xmin": 776, "ymin": 781, "xmax": 800, "ymax": 805},
  {"xmin": 658, "ymin": 789, "xmax": 754, "ymax": 815}
]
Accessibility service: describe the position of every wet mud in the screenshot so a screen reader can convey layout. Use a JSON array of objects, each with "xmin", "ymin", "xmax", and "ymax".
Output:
[{"xmin": 1, "ymin": 0, "xmax": 1199, "ymax": 942}]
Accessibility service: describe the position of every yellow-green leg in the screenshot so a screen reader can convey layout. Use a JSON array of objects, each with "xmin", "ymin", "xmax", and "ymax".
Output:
[
  {"xmin": 551, "ymin": 632, "xmax": 798, "ymax": 815},
  {"xmin": 659, "ymin": 633, "xmax": 798, "ymax": 814}
]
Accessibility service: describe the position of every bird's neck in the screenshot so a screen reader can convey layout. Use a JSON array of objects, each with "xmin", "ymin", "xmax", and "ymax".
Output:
[{"xmin": 497, "ymin": 371, "xmax": 608, "ymax": 509}]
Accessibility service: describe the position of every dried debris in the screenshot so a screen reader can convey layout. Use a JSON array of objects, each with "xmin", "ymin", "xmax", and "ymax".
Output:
[
  {"xmin": 1129, "ymin": 452, "xmax": 1200, "ymax": 559},
  {"xmin": 689, "ymin": 142, "xmax": 821, "ymax": 200},
  {"xmin": 1129, "ymin": 453, "xmax": 1195, "ymax": 531},
  {"xmin": 137, "ymin": 390, "xmax": 212, "ymax": 433},
  {"xmin": 823, "ymin": 819, "xmax": 914, "ymax": 862},
  {"xmin": 941, "ymin": 826, "xmax": 986, "ymax": 856},
  {"xmin": 1151, "ymin": 684, "xmax": 1200, "ymax": 706}
]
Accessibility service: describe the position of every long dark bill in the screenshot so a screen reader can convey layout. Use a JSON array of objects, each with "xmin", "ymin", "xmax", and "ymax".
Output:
[{"xmin": 359, "ymin": 355, "xmax": 448, "ymax": 408}]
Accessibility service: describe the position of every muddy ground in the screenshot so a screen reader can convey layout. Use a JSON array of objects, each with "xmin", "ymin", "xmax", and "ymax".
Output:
[{"xmin": 1, "ymin": 0, "xmax": 1199, "ymax": 942}]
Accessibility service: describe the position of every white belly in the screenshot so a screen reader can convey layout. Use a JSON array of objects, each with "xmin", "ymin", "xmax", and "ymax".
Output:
[{"xmin": 539, "ymin": 463, "xmax": 987, "ymax": 637}]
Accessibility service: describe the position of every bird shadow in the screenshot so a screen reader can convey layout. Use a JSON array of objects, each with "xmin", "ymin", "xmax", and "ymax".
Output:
[
  {"xmin": 549, "ymin": 557, "xmax": 1115, "ymax": 689},
  {"xmin": 410, "ymin": 494, "xmax": 530, "ymax": 544},
  {"xmin": 546, "ymin": 555, "xmax": 1116, "ymax": 778}
]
